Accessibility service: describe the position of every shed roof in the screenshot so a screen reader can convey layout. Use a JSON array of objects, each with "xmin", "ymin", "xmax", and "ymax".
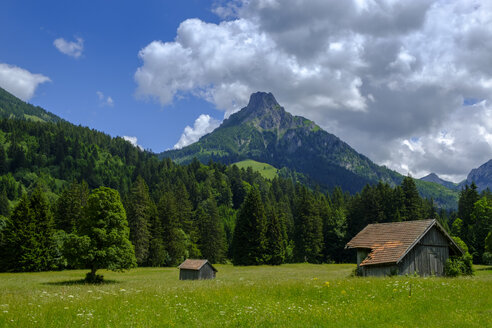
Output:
[
  {"xmin": 346, "ymin": 219, "xmax": 461, "ymax": 266},
  {"xmin": 178, "ymin": 259, "xmax": 218, "ymax": 272}
]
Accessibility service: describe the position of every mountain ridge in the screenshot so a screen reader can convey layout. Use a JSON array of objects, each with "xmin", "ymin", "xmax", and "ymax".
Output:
[
  {"xmin": 465, "ymin": 159, "xmax": 492, "ymax": 192},
  {"xmin": 0, "ymin": 87, "xmax": 62, "ymax": 123},
  {"xmin": 161, "ymin": 92, "xmax": 459, "ymax": 207},
  {"xmin": 420, "ymin": 173, "xmax": 458, "ymax": 190}
]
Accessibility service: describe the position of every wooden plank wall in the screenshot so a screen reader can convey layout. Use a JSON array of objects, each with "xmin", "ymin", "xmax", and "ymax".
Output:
[
  {"xmin": 198, "ymin": 264, "xmax": 216, "ymax": 279},
  {"xmin": 180, "ymin": 269, "xmax": 200, "ymax": 280},
  {"xmin": 399, "ymin": 226, "xmax": 449, "ymax": 276},
  {"xmin": 363, "ymin": 264, "xmax": 398, "ymax": 277}
]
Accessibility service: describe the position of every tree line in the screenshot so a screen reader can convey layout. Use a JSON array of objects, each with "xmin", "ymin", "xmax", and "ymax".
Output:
[{"xmin": 0, "ymin": 118, "xmax": 490, "ymax": 274}]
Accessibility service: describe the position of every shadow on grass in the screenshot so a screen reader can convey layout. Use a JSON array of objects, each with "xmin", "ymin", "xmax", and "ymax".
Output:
[
  {"xmin": 42, "ymin": 279, "xmax": 119, "ymax": 286},
  {"xmin": 476, "ymin": 266, "xmax": 492, "ymax": 271}
]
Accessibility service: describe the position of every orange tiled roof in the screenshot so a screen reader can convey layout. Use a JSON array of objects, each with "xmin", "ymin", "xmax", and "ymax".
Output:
[
  {"xmin": 178, "ymin": 259, "xmax": 217, "ymax": 271},
  {"xmin": 346, "ymin": 219, "xmax": 435, "ymax": 266}
]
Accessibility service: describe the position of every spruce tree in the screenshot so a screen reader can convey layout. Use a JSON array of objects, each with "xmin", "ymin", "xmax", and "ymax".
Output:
[
  {"xmin": 125, "ymin": 176, "xmax": 152, "ymax": 266},
  {"xmin": 157, "ymin": 192, "xmax": 187, "ymax": 266},
  {"xmin": 197, "ymin": 198, "xmax": 226, "ymax": 263},
  {"xmin": 0, "ymin": 190, "xmax": 10, "ymax": 217},
  {"xmin": 0, "ymin": 144, "xmax": 7, "ymax": 174},
  {"xmin": 293, "ymin": 187, "xmax": 324, "ymax": 263},
  {"xmin": 470, "ymin": 196, "xmax": 492, "ymax": 262},
  {"xmin": 0, "ymin": 187, "xmax": 57, "ymax": 272},
  {"xmin": 401, "ymin": 176, "xmax": 422, "ymax": 221},
  {"xmin": 265, "ymin": 207, "xmax": 287, "ymax": 265},
  {"xmin": 54, "ymin": 181, "xmax": 89, "ymax": 232},
  {"xmin": 458, "ymin": 183, "xmax": 480, "ymax": 246},
  {"xmin": 231, "ymin": 187, "xmax": 268, "ymax": 265}
]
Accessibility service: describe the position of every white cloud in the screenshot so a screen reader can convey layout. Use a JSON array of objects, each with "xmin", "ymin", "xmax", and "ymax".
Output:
[
  {"xmin": 53, "ymin": 37, "xmax": 84, "ymax": 58},
  {"xmin": 135, "ymin": 0, "xmax": 492, "ymax": 181},
  {"xmin": 123, "ymin": 136, "xmax": 143, "ymax": 150},
  {"xmin": 174, "ymin": 114, "xmax": 220, "ymax": 149},
  {"xmin": 0, "ymin": 63, "xmax": 50, "ymax": 101},
  {"xmin": 96, "ymin": 91, "xmax": 114, "ymax": 107}
]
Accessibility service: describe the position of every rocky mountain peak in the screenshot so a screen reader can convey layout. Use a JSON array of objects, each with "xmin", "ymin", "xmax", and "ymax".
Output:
[
  {"xmin": 466, "ymin": 159, "xmax": 492, "ymax": 191},
  {"xmin": 246, "ymin": 92, "xmax": 280, "ymax": 111}
]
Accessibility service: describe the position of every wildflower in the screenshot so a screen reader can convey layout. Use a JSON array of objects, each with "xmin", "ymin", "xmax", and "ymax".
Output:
[
  {"xmin": 393, "ymin": 289, "xmax": 397, "ymax": 292},
  {"xmin": 312, "ymin": 278, "xmax": 318, "ymax": 280},
  {"xmin": 341, "ymin": 290, "xmax": 347, "ymax": 295},
  {"xmin": 68, "ymin": 295, "xmax": 74, "ymax": 298},
  {"xmin": 119, "ymin": 289, "xmax": 126, "ymax": 292},
  {"xmin": 324, "ymin": 281, "xmax": 330, "ymax": 287}
]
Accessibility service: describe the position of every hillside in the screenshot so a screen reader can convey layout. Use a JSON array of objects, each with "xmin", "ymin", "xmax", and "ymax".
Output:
[
  {"xmin": 420, "ymin": 173, "xmax": 458, "ymax": 190},
  {"xmin": 232, "ymin": 160, "xmax": 279, "ymax": 180},
  {"xmin": 0, "ymin": 87, "xmax": 62, "ymax": 123},
  {"xmin": 463, "ymin": 159, "xmax": 492, "ymax": 192},
  {"xmin": 162, "ymin": 92, "xmax": 458, "ymax": 208}
]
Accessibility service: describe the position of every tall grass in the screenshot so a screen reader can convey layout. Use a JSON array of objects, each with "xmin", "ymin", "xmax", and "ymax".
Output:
[{"xmin": 0, "ymin": 264, "xmax": 490, "ymax": 327}]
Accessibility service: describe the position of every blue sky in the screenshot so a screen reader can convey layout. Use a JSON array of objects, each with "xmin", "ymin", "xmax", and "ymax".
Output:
[
  {"xmin": 1, "ymin": 0, "xmax": 491, "ymax": 182},
  {"xmin": 0, "ymin": 0, "xmax": 221, "ymax": 152}
]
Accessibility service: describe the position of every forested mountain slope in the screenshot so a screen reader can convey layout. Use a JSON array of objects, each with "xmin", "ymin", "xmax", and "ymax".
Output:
[{"xmin": 162, "ymin": 92, "xmax": 458, "ymax": 208}]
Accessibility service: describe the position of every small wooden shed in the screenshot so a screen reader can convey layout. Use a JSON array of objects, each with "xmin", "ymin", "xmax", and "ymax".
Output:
[
  {"xmin": 346, "ymin": 219, "xmax": 463, "ymax": 277},
  {"xmin": 178, "ymin": 259, "xmax": 217, "ymax": 280}
]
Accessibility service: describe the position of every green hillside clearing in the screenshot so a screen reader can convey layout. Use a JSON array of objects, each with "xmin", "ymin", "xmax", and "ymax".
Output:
[{"xmin": 233, "ymin": 159, "xmax": 279, "ymax": 180}]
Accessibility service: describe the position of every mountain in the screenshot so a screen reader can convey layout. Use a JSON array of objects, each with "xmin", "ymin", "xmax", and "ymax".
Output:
[
  {"xmin": 0, "ymin": 87, "xmax": 62, "ymax": 123},
  {"xmin": 464, "ymin": 159, "xmax": 492, "ymax": 192},
  {"xmin": 162, "ymin": 92, "xmax": 395, "ymax": 193},
  {"xmin": 161, "ymin": 92, "xmax": 458, "ymax": 207},
  {"xmin": 420, "ymin": 173, "xmax": 457, "ymax": 190}
]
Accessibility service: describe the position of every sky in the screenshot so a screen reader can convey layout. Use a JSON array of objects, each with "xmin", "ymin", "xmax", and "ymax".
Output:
[{"xmin": 1, "ymin": 0, "xmax": 491, "ymax": 183}]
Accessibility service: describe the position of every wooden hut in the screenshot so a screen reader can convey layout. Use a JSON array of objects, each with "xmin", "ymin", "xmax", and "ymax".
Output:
[
  {"xmin": 178, "ymin": 259, "xmax": 217, "ymax": 280},
  {"xmin": 346, "ymin": 219, "xmax": 463, "ymax": 277}
]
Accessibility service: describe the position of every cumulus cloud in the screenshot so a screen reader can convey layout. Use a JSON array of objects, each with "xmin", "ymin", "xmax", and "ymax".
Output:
[
  {"xmin": 174, "ymin": 114, "xmax": 220, "ymax": 149},
  {"xmin": 96, "ymin": 91, "xmax": 114, "ymax": 107},
  {"xmin": 0, "ymin": 63, "xmax": 50, "ymax": 101},
  {"xmin": 54, "ymin": 37, "xmax": 84, "ymax": 58},
  {"xmin": 123, "ymin": 136, "xmax": 143, "ymax": 150},
  {"xmin": 135, "ymin": 0, "xmax": 492, "ymax": 181}
]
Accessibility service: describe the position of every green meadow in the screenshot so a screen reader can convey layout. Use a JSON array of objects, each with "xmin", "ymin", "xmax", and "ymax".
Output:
[
  {"xmin": 232, "ymin": 160, "xmax": 279, "ymax": 180},
  {"xmin": 0, "ymin": 264, "xmax": 491, "ymax": 327}
]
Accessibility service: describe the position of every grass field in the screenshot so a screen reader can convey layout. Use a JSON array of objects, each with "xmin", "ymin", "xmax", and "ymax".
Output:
[
  {"xmin": 232, "ymin": 160, "xmax": 279, "ymax": 180},
  {"xmin": 0, "ymin": 264, "xmax": 491, "ymax": 327}
]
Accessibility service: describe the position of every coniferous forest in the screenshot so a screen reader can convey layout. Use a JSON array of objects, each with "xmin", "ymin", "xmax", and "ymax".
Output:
[{"xmin": 0, "ymin": 114, "xmax": 490, "ymax": 274}]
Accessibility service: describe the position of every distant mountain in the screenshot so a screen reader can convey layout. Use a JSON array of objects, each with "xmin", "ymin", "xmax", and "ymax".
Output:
[
  {"xmin": 0, "ymin": 87, "xmax": 62, "ymax": 123},
  {"xmin": 161, "ymin": 92, "xmax": 458, "ymax": 207},
  {"xmin": 420, "ymin": 173, "xmax": 457, "ymax": 190},
  {"xmin": 464, "ymin": 159, "xmax": 492, "ymax": 192}
]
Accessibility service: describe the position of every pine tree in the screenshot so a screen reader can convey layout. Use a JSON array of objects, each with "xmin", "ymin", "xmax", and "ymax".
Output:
[
  {"xmin": 401, "ymin": 176, "xmax": 422, "ymax": 221},
  {"xmin": 458, "ymin": 183, "xmax": 480, "ymax": 246},
  {"xmin": 125, "ymin": 176, "xmax": 152, "ymax": 266},
  {"xmin": 265, "ymin": 207, "xmax": 287, "ymax": 265},
  {"xmin": 54, "ymin": 181, "xmax": 89, "ymax": 232},
  {"xmin": 28, "ymin": 186, "xmax": 58, "ymax": 271},
  {"xmin": 231, "ymin": 187, "xmax": 268, "ymax": 265},
  {"xmin": 0, "ymin": 190, "xmax": 10, "ymax": 217},
  {"xmin": 157, "ymin": 192, "xmax": 187, "ymax": 266},
  {"xmin": 0, "ymin": 187, "xmax": 57, "ymax": 272},
  {"xmin": 293, "ymin": 187, "xmax": 324, "ymax": 263},
  {"xmin": 196, "ymin": 198, "xmax": 226, "ymax": 263},
  {"xmin": 470, "ymin": 196, "xmax": 492, "ymax": 263},
  {"xmin": 0, "ymin": 144, "xmax": 7, "ymax": 174}
]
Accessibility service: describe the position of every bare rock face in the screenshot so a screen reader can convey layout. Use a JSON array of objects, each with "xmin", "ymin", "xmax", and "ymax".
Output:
[{"xmin": 466, "ymin": 159, "xmax": 492, "ymax": 192}]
